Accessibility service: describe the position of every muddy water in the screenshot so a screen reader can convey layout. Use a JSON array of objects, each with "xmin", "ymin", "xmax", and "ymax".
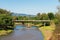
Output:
[{"xmin": 0, "ymin": 25, "xmax": 44, "ymax": 40}]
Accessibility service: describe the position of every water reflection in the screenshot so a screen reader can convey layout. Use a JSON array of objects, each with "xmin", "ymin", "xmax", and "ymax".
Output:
[{"xmin": 0, "ymin": 25, "xmax": 44, "ymax": 40}]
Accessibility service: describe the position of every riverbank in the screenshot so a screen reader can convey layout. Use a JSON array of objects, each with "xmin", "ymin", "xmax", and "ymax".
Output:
[
  {"xmin": 51, "ymin": 23, "xmax": 60, "ymax": 40},
  {"xmin": 39, "ymin": 26, "xmax": 55, "ymax": 40},
  {"xmin": 0, "ymin": 30, "xmax": 13, "ymax": 36}
]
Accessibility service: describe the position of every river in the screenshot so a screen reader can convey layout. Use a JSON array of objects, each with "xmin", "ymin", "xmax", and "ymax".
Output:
[{"xmin": 0, "ymin": 25, "xmax": 44, "ymax": 40}]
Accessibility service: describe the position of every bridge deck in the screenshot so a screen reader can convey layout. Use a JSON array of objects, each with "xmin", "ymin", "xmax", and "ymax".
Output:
[{"xmin": 13, "ymin": 20, "xmax": 51, "ymax": 22}]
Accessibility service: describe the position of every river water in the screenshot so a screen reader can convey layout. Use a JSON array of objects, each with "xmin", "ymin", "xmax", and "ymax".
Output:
[{"xmin": 0, "ymin": 25, "xmax": 44, "ymax": 40}]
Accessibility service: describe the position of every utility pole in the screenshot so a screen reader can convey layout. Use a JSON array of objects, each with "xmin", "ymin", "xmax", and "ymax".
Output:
[{"xmin": 57, "ymin": 0, "xmax": 60, "ymax": 13}]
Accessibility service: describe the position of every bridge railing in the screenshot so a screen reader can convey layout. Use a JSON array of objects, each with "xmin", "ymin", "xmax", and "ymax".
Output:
[{"xmin": 12, "ymin": 20, "xmax": 51, "ymax": 22}]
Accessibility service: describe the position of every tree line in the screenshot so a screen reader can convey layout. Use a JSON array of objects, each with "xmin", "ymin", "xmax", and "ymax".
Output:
[
  {"xmin": 0, "ymin": 8, "xmax": 60, "ymax": 30},
  {"xmin": 0, "ymin": 8, "xmax": 14, "ymax": 30},
  {"xmin": 14, "ymin": 12, "xmax": 60, "ymax": 24}
]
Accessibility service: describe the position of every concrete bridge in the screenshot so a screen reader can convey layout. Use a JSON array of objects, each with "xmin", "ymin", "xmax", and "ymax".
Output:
[
  {"xmin": 13, "ymin": 20, "xmax": 51, "ymax": 22},
  {"xmin": 13, "ymin": 20, "xmax": 51, "ymax": 27}
]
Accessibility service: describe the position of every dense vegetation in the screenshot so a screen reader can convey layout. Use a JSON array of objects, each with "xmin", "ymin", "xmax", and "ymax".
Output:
[
  {"xmin": 15, "ymin": 12, "xmax": 60, "ymax": 24},
  {"xmin": 0, "ymin": 8, "xmax": 14, "ymax": 30},
  {"xmin": 0, "ymin": 8, "xmax": 60, "ymax": 30}
]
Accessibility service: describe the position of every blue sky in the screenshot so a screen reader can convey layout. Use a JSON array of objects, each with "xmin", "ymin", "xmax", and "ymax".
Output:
[{"xmin": 0, "ymin": 0, "xmax": 59, "ymax": 15}]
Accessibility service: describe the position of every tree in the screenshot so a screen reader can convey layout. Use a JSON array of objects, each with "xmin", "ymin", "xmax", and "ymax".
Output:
[
  {"xmin": 54, "ymin": 12, "xmax": 60, "ymax": 24},
  {"xmin": 59, "ymin": 0, "xmax": 60, "ymax": 2},
  {"xmin": 48, "ymin": 12, "xmax": 55, "ymax": 20},
  {"xmin": 13, "ymin": 16, "xmax": 18, "ymax": 20},
  {"xmin": 36, "ymin": 13, "xmax": 41, "ymax": 20},
  {"xmin": 0, "ymin": 8, "xmax": 13, "ymax": 30},
  {"xmin": 40, "ymin": 13, "xmax": 49, "ymax": 20}
]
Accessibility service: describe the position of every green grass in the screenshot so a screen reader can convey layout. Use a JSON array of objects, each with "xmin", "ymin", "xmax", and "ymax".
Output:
[
  {"xmin": 39, "ymin": 26, "xmax": 55, "ymax": 40},
  {"xmin": 0, "ymin": 30, "xmax": 13, "ymax": 36},
  {"xmin": 40, "ymin": 26, "xmax": 55, "ymax": 31}
]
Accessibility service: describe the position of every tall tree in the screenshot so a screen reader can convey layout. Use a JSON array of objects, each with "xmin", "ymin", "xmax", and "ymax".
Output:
[
  {"xmin": 48, "ymin": 12, "xmax": 55, "ymax": 20},
  {"xmin": 40, "ymin": 13, "xmax": 49, "ymax": 20},
  {"xmin": 0, "ymin": 8, "xmax": 13, "ymax": 30},
  {"xmin": 36, "ymin": 13, "xmax": 41, "ymax": 20}
]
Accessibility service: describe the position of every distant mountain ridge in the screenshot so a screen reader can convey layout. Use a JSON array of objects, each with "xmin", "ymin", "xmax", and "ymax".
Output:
[{"xmin": 12, "ymin": 13, "xmax": 35, "ymax": 17}]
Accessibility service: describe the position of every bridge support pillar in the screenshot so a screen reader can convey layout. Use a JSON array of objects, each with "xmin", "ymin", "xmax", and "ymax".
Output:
[
  {"xmin": 44, "ymin": 22, "xmax": 46, "ymax": 27},
  {"xmin": 21, "ymin": 22, "xmax": 25, "ymax": 25}
]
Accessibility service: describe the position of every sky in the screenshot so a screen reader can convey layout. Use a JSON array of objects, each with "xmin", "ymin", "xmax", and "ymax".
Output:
[{"xmin": 0, "ymin": 0, "xmax": 59, "ymax": 15}]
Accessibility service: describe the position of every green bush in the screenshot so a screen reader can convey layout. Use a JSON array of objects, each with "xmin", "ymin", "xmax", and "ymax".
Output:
[{"xmin": 53, "ymin": 19, "xmax": 59, "ymax": 24}]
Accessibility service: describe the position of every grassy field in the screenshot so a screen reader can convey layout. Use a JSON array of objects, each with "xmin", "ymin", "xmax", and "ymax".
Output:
[
  {"xmin": 39, "ymin": 26, "xmax": 55, "ymax": 40},
  {"xmin": 0, "ymin": 30, "xmax": 13, "ymax": 36}
]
